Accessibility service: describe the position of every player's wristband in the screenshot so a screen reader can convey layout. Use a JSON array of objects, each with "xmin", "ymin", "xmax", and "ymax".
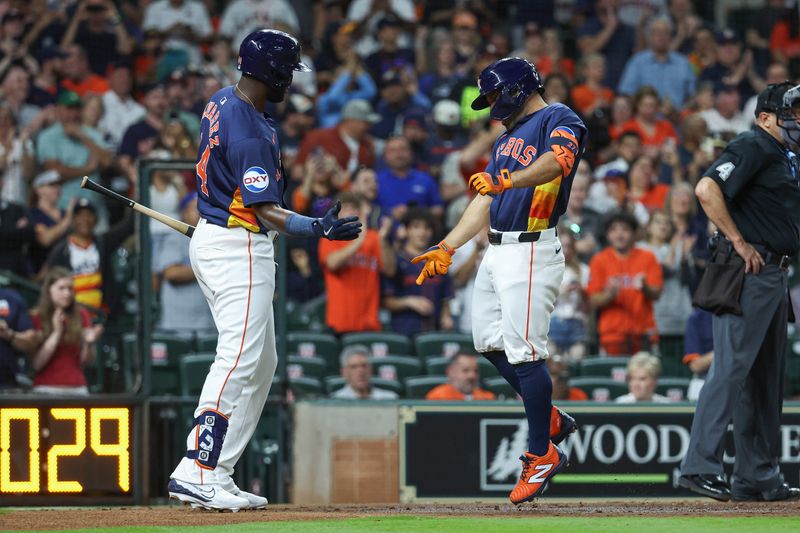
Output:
[
  {"xmin": 285, "ymin": 213, "xmax": 321, "ymax": 237},
  {"xmin": 438, "ymin": 240, "xmax": 455, "ymax": 256}
]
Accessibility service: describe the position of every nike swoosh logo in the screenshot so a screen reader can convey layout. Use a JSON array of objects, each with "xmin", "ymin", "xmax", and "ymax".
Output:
[
  {"xmin": 196, "ymin": 487, "xmax": 216, "ymax": 498},
  {"xmin": 324, "ymin": 225, "xmax": 333, "ymax": 237},
  {"xmin": 555, "ymin": 247, "xmax": 562, "ymax": 254}
]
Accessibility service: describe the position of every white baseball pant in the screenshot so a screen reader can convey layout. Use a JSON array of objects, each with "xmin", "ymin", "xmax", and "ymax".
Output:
[
  {"xmin": 171, "ymin": 218, "xmax": 278, "ymax": 486},
  {"xmin": 472, "ymin": 228, "xmax": 564, "ymax": 363}
]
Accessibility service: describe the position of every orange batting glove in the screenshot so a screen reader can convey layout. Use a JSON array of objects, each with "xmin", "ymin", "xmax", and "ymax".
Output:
[
  {"xmin": 469, "ymin": 169, "xmax": 513, "ymax": 196},
  {"xmin": 411, "ymin": 241, "xmax": 456, "ymax": 285}
]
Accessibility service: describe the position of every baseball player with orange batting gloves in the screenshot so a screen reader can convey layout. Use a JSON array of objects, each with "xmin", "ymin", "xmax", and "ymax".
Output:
[
  {"xmin": 167, "ymin": 30, "xmax": 361, "ymax": 511},
  {"xmin": 414, "ymin": 57, "xmax": 587, "ymax": 504}
]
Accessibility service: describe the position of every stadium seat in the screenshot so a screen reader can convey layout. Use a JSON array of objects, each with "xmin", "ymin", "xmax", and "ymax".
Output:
[
  {"xmin": 372, "ymin": 355, "xmax": 423, "ymax": 381},
  {"xmin": 414, "ymin": 331, "xmax": 476, "ymax": 358},
  {"xmin": 287, "ymin": 355, "xmax": 327, "ymax": 380},
  {"xmin": 324, "ymin": 376, "xmax": 403, "ymax": 397},
  {"xmin": 150, "ymin": 332, "xmax": 196, "ymax": 395},
  {"xmin": 341, "ymin": 332, "xmax": 414, "ymax": 357},
  {"xmin": 195, "ymin": 334, "xmax": 218, "ymax": 353},
  {"xmin": 179, "ymin": 353, "xmax": 215, "ymax": 397},
  {"xmin": 286, "ymin": 332, "xmax": 341, "ymax": 372},
  {"xmin": 657, "ymin": 377, "xmax": 691, "ymax": 401},
  {"xmin": 579, "ymin": 357, "xmax": 630, "ymax": 381},
  {"xmin": 425, "ymin": 355, "xmax": 498, "ymax": 379},
  {"xmin": 785, "ymin": 355, "xmax": 800, "ymax": 397},
  {"xmin": 288, "ymin": 376, "xmax": 324, "ymax": 398},
  {"xmin": 658, "ymin": 335, "xmax": 691, "ymax": 378},
  {"xmin": 404, "ymin": 376, "xmax": 448, "ymax": 399},
  {"xmin": 483, "ymin": 376, "xmax": 519, "ymax": 400},
  {"xmin": 568, "ymin": 377, "xmax": 628, "ymax": 402}
]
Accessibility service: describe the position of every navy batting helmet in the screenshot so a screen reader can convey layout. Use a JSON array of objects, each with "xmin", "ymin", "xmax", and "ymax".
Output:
[
  {"xmin": 238, "ymin": 29, "xmax": 311, "ymax": 90},
  {"xmin": 471, "ymin": 57, "xmax": 544, "ymax": 120}
]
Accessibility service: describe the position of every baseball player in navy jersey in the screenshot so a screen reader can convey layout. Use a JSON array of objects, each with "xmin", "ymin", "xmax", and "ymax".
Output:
[
  {"xmin": 167, "ymin": 29, "xmax": 361, "ymax": 511},
  {"xmin": 414, "ymin": 57, "xmax": 586, "ymax": 504}
]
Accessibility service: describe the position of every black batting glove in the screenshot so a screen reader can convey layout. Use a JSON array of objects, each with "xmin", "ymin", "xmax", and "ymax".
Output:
[{"xmin": 312, "ymin": 201, "xmax": 362, "ymax": 241}]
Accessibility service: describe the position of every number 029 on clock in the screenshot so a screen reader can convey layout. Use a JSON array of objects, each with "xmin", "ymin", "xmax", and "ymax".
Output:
[{"xmin": 0, "ymin": 406, "xmax": 131, "ymax": 496}]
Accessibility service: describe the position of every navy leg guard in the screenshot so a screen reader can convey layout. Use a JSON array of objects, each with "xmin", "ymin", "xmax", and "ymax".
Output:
[{"xmin": 186, "ymin": 410, "xmax": 229, "ymax": 469}]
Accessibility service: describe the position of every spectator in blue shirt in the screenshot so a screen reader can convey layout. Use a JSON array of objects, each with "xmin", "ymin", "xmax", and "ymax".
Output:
[
  {"xmin": 683, "ymin": 307, "xmax": 714, "ymax": 401},
  {"xmin": 382, "ymin": 208, "xmax": 454, "ymax": 336},
  {"xmin": 576, "ymin": 0, "xmax": 636, "ymax": 88},
  {"xmin": 372, "ymin": 69, "xmax": 431, "ymax": 140},
  {"xmin": 617, "ymin": 17, "xmax": 696, "ymax": 109},
  {"xmin": 376, "ymin": 136, "xmax": 443, "ymax": 221},
  {"xmin": 0, "ymin": 288, "xmax": 38, "ymax": 389},
  {"xmin": 317, "ymin": 59, "xmax": 377, "ymax": 128},
  {"xmin": 364, "ymin": 14, "xmax": 416, "ymax": 82}
]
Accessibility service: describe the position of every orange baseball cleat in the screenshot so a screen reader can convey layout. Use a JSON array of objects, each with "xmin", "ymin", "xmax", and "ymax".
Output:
[
  {"xmin": 550, "ymin": 406, "xmax": 577, "ymax": 445},
  {"xmin": 509, "ymin": 442, "xmax": 568, "ymax": 505}
]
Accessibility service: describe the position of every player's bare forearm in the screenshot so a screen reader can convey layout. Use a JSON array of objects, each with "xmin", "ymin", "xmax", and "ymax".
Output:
[
  {"xmin": 443, "ymin": 194, "xmax": 491, "ymax": 249},
  {"xmin": 695, "ymin": 177, "xmax": 743, "ymax": 244},
  {"xmin": 254, "ymin": 203, "xmax": 300, "ymax": 234},
  {"xmin": 507, "ymin": 152, "xmax": 563, "ymax": 189}
]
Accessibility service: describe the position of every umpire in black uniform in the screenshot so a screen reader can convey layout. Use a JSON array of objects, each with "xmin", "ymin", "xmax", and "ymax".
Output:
[{"xmin": 679, "ymin": 83, "xmax": 800, "ymax": 502}]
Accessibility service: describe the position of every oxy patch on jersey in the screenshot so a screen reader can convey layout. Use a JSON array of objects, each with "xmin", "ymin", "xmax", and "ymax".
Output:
[{"xmin": 243, "ymin": 166, "xmax": 270, "ymax": 193}]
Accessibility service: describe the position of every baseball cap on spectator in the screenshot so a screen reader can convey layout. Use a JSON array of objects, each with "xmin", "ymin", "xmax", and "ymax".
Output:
[
  {"xmin": 286, "ymin": 93, "xmax": 314, "ymax": 115},
  {"xmin": 341, "ymin": 99, "xmax": 380, "ymax": 124},
  {"xmin": 37, "ymin": 46, "xmax": 67, "ymax": 63},
  {"xmin": 433, "ymin": 100, "xmax": 461, "ymax": 127},
  {"xmin": 715, "ymin": 29, "xmax": 738, "ymax": 46},
  {"xmin": 453, "ymin": 11, "xmax": 478, "ymax": 29},
  {"xmin": 377, "ymin": 13, "xmax": 401, "ymax": 30},
  {"xmin": 166, "ymin": 69, "xmax": 188, "ymax": 86},
  {"xmin": 73, "ymin": 198, "xmax": 97, "ymax": 216},
  {"xmin": 32, "ymin": 169, "xmax": 61, "ymax": 188},
  {"xmin": 379, "ymin": 70, "xmax": 403, "ymax": 89},
  {"xmin": 57, "ymin": 90, "xmax": 82, "ymax": 108},
  {"xmin": 403, "ymin": 109, "xmax": 428, "ymax": 129}
]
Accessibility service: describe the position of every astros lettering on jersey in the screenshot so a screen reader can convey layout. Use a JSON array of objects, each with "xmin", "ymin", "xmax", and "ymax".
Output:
[
  {"xmin": 485, "ymin": 103, "xmax": 587, "ymax": 232},
  {"xmin": 196, "ymin": 86, "xmax": 285, "ymax": 233}
]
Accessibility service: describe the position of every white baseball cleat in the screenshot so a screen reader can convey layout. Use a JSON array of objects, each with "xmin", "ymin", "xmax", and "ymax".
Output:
[
  {"xmin": 219, "ymin": 478, "xmax": 268, "ymax": 510},
  {"xmin": 168, "ymin": 478, "xmax": 249, "ymax": 512}
]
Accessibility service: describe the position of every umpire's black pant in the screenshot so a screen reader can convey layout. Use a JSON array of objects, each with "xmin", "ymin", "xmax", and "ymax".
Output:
[{"xmin": 681, "ymin": 264, "xmax": 788, "ymax": 492}]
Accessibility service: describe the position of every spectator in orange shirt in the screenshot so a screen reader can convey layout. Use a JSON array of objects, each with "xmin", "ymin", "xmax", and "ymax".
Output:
[
  {"xmin": 571, "ymin": 54, "xmax": 614, "ymax": 117},
  {"xmin": 614, "ymin": 86, "xmax": 678, "ymax": 154},
  {"xmin": 770, "ymin": 10, "xmax": 800, "ymax": 68},
  {"xmin": 426, "ymin": 353, "xmax": 496, "ymax": 401},
  {"xmin": 319, "ymin": 192, "xmax": 395, "ymax": 334},
  {"xmin": 548, "ymin": 355, "xmax": 588, "ymax": 402},
  {"xmin": 60, "ymin": 45, "xmax": 109, "ymax": 97},
  {"xmin": 627, "ymin": 155, "xmax": 670, "ymax": 213},
  {"xmin": 587, "ymin": 212, "xmax": 663, "ymax": 355}
]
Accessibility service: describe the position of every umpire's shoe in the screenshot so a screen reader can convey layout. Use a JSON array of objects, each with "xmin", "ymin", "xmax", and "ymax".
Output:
[
  {"xmin": 678, "ymin": 474, "xmax": 731, "ymax": 502},
  {"xmin": 731, "ymin": 483, "xmax": 800, "ymax": 502},
  {"xmin": 550, "ymin": 406, "xmax": 577, "ymax": 445},
  {"xmin": 509, "ymin": 442, "xmax": 568, "ymax": 505},
  {"xmin": 168, "ymin": 478, "xmax": 249, "ymax": 511}
]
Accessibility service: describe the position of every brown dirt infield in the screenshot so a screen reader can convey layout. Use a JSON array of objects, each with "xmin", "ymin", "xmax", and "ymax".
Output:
[{"xmin": 2, "ymin": 500, "xmax": 800, "ymax": 531}]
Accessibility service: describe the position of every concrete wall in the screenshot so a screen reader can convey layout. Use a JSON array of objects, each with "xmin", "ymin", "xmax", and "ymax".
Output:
[{"xmin": 291, "ymin": 401, "xmax": 399, "ymax": 504}]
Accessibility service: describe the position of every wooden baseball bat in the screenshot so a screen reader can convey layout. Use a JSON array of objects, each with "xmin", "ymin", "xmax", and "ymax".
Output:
[{"xmin": 80, "ymin": 176, "xmax": 195, "ymax": 238}]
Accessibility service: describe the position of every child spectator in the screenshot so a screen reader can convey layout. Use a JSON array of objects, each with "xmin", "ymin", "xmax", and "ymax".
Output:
[
  {"xmin": 30, "ymin": 267, "xmax": 103, "ymax": 395},
  {"xmin": 383, "ymin": 208, "xmax": 453, "ymax": 336},
  {"xmin": 549, "ymin": 228, "xmax": 590, "ymax": 358},
  {"xmin": 426, "ymin": 353, "xmax": 496, "ymax": 401},
  {"xmin": 638, "ymin": 210, "xmax": 693, "ymax": 335},
  {"xmin": 683, "ymin": 308, "xmax": 714, "ymax": 401},
  {"xmin": 331, "ymin": 345, "xmax": 398, "ymax": 400},
  {"xmin": 29, "ymin": 170, "xmax": 73, "ymax": 277},
  {"xmin": 319, "ymin": 193, "xmax": 395, "ymax": 334},
  {"xmin": 588, "ymin": 212, "xmax": 663, "ymax": 355},
  {"xmin": 615, "ymin": 351, "xmax": 671, "ymax": 403}
]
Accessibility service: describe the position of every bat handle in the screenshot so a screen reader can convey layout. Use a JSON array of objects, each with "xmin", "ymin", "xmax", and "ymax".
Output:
[{"xmin": 186, "ymin": 225, "xmax": 195, "ymax": 238}]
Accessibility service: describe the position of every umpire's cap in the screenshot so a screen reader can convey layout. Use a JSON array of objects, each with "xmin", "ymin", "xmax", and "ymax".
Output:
[
  {"xmin": 755, "ymin": 81, "xmax": 795, "ymax": 117},
  {"xmin": 471, "ymin": 57, "xmax": 544, "ymax": 121},
  {"xmin": 238, "ymin": 29, "xmax": 310, "ymax": 91}
]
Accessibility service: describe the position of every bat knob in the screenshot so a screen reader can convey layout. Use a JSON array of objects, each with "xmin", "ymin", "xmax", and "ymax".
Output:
[{"xmin": 80, "ymin": 176, "xmax": 88, "ymax": 188}]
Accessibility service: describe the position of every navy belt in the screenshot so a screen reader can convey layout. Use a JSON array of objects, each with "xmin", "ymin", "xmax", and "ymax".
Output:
[{"xmin": 488, "ymin": 227, "xmax": 557, "ymax": 245}]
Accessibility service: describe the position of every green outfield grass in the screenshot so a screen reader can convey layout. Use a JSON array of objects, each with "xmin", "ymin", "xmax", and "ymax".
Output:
[{"xmin": 2, "ymin": 516, "xmax": 797, "ymax": 533}]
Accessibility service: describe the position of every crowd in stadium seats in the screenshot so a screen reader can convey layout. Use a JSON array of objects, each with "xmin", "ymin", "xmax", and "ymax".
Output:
[{"xmin": 2, "ymin": 0, "xmax": 800, "ymax": 400}]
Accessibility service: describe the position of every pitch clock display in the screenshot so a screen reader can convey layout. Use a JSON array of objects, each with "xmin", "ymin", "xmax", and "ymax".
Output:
[{"xmin": 0, "ymin": 406, "xmax": 131, "ymax": 497}]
